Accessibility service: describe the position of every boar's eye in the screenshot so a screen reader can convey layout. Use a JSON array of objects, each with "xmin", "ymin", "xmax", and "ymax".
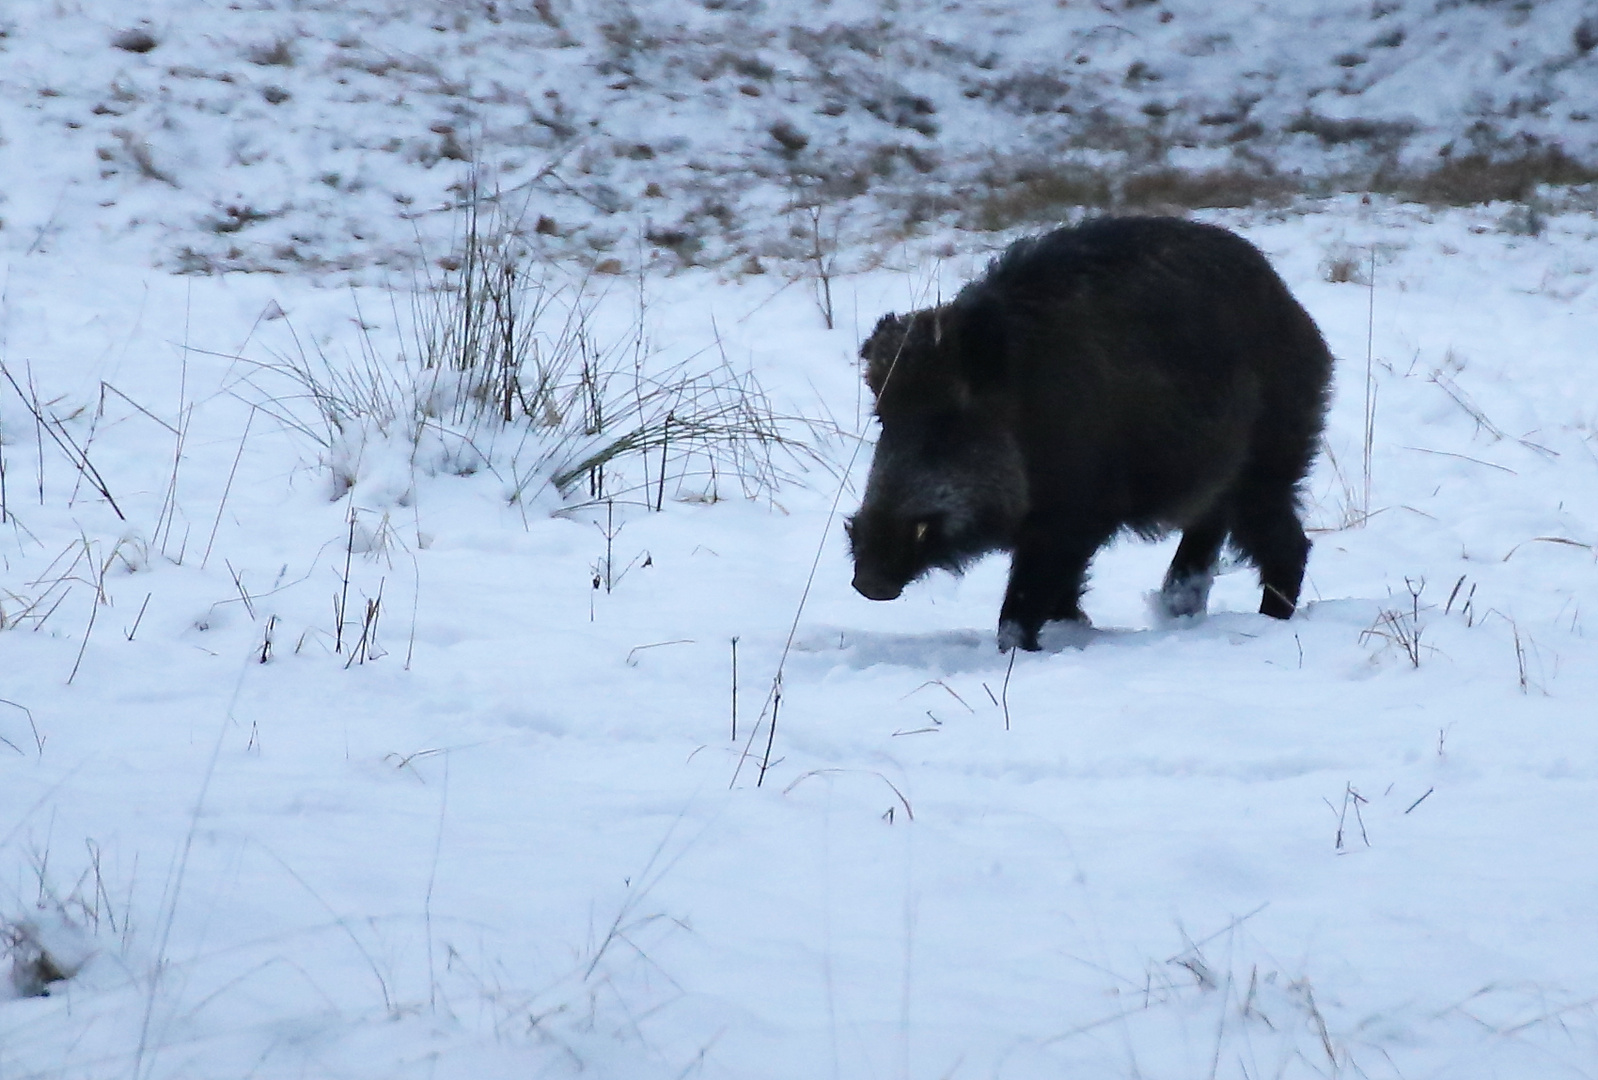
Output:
[{"xmin": 913, "ymin": 520, "xmax": 929, "ymax": 544}]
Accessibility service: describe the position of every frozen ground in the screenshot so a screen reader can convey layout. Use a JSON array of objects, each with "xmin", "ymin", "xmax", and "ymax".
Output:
[
  {"xmin": 4, "ymin": 2, "xmax": 1598, "ymax": 1079},
  {"xmin": 3, "ymin": 198, "xmax": 1598, "ymax": 1079},
  {"xmin": 3, "ymin": 0, "xmax": 1597, "ymax": 273}
]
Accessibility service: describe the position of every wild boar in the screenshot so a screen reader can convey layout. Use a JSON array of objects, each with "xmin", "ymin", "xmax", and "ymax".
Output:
[{"xmin": 846, "ymin": 216, "xmax": 1333, "ymax": 651}]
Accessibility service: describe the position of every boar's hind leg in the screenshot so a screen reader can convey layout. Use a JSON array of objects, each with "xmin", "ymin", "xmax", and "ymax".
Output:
[
  {"xmin": 998, "ymin": 519, "xmax": 1113, "ymax": 652},
  {"xmin": 1231, "ymin": 486, "xmax": 1310, "ymax": 620},
  {"xmin": 1158, "ymin": 511, "xmax": 1229, "ymax": 619}
]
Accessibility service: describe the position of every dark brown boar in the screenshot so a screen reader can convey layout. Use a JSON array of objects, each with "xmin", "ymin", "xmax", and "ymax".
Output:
[{"xmin": 846, "ymin": 216, "xmax": 1333, "ymax": 651}]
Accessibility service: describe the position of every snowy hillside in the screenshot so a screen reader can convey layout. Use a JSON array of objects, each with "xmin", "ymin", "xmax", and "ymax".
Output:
[
  {"xmin": 2, "ymin": 0, "xmax": 1597, "ymax": 273},
  {"xmin": 3, "ymin": 2, "xmax": 1598, "ymax": 1080}
]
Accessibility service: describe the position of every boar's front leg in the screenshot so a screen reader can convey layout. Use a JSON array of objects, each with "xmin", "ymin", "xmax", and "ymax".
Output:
[
  {"xmin": 997, "ymin": 516, "xmax": 1113, "ymax": 651},
  {"xmin": 1157, "ymin": 510, "xmax": 1229, "ymax": 619}
]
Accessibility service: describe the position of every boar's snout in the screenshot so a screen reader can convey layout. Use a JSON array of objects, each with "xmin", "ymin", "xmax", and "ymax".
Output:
[{"xmin": 851, "ymin": 571, "xmax": 903, "ymax": 602}]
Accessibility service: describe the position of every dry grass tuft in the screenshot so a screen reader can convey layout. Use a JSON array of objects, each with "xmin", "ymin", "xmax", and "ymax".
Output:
[
  {"xmin": 242, "ymin": 178, "xmax": 823, "ymax": 512},
  {"xmin": 1120, "ymin": 166, "xmax": 1297, "ymax": 210},
  {"xmin": 1383, "ymin": 146, "xmax": 1598, "ymax": 206}
]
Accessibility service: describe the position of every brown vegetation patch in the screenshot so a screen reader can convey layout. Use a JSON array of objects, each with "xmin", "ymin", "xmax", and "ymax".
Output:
[
  {"xmin": 1120, "ymin": 167, "xmax": 1298, "ymax": 211},
  {"xmin": 1381, "ymin": 147, "xmax": 1598, "ymax": 205},
  {"xmin": 965, "ymin": 168, "xmax": 1113, "ymax": 230}
]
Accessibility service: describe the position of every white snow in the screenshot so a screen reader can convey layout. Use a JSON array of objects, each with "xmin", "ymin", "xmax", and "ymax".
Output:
[
  {"xmin": 4, "ymin": 3, "xmax": 1598, "ymax": 1079},
  {"xmin": 3, "ymin": 0, "xmax": 1596, "ymax": 272}
]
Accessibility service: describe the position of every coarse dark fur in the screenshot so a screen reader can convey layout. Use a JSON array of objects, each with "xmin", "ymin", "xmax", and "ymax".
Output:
[{"xmin": 846, "ymin": 216, "xmax": 1334, "ymax": 651}]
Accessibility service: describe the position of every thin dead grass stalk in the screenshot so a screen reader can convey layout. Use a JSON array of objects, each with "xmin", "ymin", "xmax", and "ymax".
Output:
[
  {"xmin": 1362, "ymin": 247, "xmax": 1376, "ymax": 521},
  {"xmin": 155, "ymin": 300, "xmax": 194, "ymax": 557},
  {"xmin": 259, "ymin": 614, "xmax": 277, "ymax": 664},
  {"xmin": 1293, "ymin": 980, "xmax": 1338, "ymax": 1068},
  {"xmin": 1, "ymin": 363, "xmax": 126, "ymax": 520},
  {"xmin": 781, "ymin": 768, "xmax": 914, "ymax": 821},
  {"xmin": 1361, "ymin": 577, "xmax": 1426, "ymax": 667},
  {"xmin": 66, "ymin": 563, "xmax": 102, "ymax": 685},
  {"xmin": 1334, "ymin": 782, "xmax": 1370, "ymax": 851},
  {"xmin": 0, "ymin": 698, "xmax": 44, "ymax": 756},
  {"xmin": 202, "ymin": 407, "xmax": 257, "ymax": 570},
  {"xmin": 1001, "ymin": 649, "xmax": 1016, "ymax": 731},
  {"xmin": 804, "ymin": 204, "xmax": 836, "ymax": 330},
  {"xmin": 334, "ymin": 511, "xmax": 356, "ymax": 654},
  {"xmin": 757, "ymin": 677, "xmax": 782, "ymax": 787},
  {"xmin": 123, "ymin": 592, "xmax": 151, "ymax": 641},
  {"xmin": 345, "ymin": 580, "xmax": 385, "ymax": 667}
]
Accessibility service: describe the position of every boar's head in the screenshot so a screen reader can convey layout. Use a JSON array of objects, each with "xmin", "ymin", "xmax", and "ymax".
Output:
[{"xmin": 846, "ymin": 306, "xmax": 1028, "ymax": 602}]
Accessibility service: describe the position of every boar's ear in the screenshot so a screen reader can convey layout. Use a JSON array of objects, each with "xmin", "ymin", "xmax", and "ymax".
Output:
[
  {"xmin": 861, "ymin": 313, "xmax": 907, "ymax": 399},
  {"xmin": 950, "ymin": 295, "xmax": 1009, "ymax": 399}
]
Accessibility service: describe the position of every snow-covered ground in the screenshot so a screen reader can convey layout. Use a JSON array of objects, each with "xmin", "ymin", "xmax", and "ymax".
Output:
[
  {"xmin": 4, "ymin": 3, "xmax": 1598, "ymax": 1080},
  {"xmin": 3, "ymin": 0, "xmax": 1597, "ymax": 273}
]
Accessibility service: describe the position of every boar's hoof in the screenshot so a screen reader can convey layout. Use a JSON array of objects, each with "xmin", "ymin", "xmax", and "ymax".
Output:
[
  {"xmin": 1259, "ymin": 586, "xmax": 1297, "ymax": 621},
  {"xmin": 1156, "ymin": 570, "xmax": 1215, "ymax": 621},
  {"xmin": 997, "ymin": 619, "xmax": 1040, "ymax": 653}
]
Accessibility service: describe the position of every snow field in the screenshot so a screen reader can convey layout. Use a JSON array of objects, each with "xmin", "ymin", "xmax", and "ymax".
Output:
[{"xmin": 2, "ymin": 198, "xmax": 1597, "ymax": 1078}]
